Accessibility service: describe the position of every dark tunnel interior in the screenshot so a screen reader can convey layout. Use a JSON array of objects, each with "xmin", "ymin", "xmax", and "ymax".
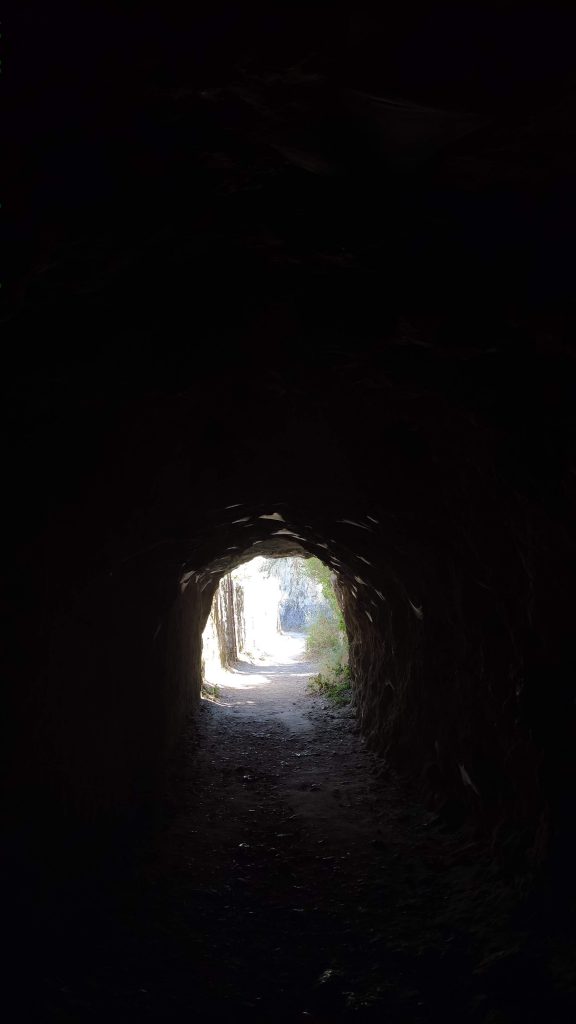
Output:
[{"xmin": 4, "ymin": 4, "xmax": 576, "ymax": 1021}]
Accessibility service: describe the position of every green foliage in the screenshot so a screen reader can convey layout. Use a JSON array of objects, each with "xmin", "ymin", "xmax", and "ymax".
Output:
[
  {"xmin": 304, "ymin": 558, "xmax": 349, "ymax": 702},
  {"xmin": 308, "ymin": 662, "xmax": 352, "ymax": 706},
  {"xmin": 303, "ymin": 557, "xmax": 345, "ymax": 631},
  {"xmin": 305, "ymin": 610, "xmax": 344, "ymax": 659},
  {"xmin": 202, "ymin": 682, "xmax": 221, "ymax": 702}
]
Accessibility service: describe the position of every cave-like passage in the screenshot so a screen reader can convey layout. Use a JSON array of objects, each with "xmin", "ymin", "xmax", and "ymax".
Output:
[
  {"xmin": 141, "ymin": 614, "xmax": 465, "ymax": 1022},
  {"xmin": 50, "ymin": 610, "xmax": 545, "ymax": 1023},
  {"xmin": 7, "ymin": 505, "xmax": 575, "ymax": 1022}
]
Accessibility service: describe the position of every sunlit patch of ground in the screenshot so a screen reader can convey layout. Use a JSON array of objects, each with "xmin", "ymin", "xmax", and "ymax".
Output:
[{"xmin": 203, "ymin": 631, "xmax": 314, "ymax": 700}]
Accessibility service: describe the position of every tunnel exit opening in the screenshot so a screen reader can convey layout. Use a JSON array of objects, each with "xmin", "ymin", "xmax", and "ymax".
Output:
[{"xmin": 201, "ymin": 555, "xmax": 349, "ymax": 707}]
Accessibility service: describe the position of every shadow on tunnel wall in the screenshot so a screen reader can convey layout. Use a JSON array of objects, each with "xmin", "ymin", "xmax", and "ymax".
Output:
[
  {"xmin": 4, "ymin": 3, "xmax": 576, "ymax": 883},
  {"xmin": 3, "ymin": 328, "xmax": 576, "ymax": 884}
]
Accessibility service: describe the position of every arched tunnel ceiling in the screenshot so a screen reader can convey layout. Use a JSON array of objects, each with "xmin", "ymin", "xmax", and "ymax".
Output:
[
  {"xmin": 179, "ymin": 503, "xmax": 413, "ymax": 626},
  {"xmin": 2, "ymin": 8, "xmax": 573, "ymax": 693},
  {"xmin": 3, "ymin": 5, "xmax": 576, "ymax": 861}
]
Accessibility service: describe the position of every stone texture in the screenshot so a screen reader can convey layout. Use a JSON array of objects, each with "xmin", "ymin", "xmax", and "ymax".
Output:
[{"xmin": 4, "ymin": 6, "xmax": 576, "ymax": 869}]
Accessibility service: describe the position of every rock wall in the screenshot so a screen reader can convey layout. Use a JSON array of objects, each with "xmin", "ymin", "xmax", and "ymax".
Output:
[
  {"xmin": 3, "ymin": 555, "xmax": 211, "ymax": 829},
  {"xmin": 4, "ymin": 335, "xmax": 575, "ymax": 877},
  {"xmin": 5, "ymin": 7, "xmax": 576, "ymax": 869},
  {"xmin": 270, "ymin": 558, "xmax": 330, "ymax": 631}
]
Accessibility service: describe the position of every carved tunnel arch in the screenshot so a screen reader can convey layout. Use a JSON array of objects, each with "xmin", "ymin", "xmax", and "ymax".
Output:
[{"xmin": 170, "ymin": 499, "xmax": 430, "ymax": 773}]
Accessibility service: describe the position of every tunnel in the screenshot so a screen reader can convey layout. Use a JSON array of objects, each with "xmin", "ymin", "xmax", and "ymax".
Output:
[{"xmin": 5, "ymin": 4, "xmax": 576, "ymax": 1021}]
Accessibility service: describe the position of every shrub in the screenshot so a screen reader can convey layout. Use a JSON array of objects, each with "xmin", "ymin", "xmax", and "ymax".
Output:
[
  {"xmin": 305, "ymin": 610, "xmax": 344, "ymax": 659},
  {"xmin": 304, "ymin": 558, "xmax": 350, "ymax": 700},
  {"xmin": 308, "ymin": 662, "xmax": 352, "ymax": 706},
  {"xmin": 202, "ymin": 682, "xmax": 221, "ymax": 701},
  {"xmin": 302, "ymin": 557, "xmax": 345, "ymax": 632}
]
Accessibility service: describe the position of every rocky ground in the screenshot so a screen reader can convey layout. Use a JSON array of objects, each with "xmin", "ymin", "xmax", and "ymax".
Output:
[{"xmin": 7, "ymin": 634, "xmax": 576, "ymax": 1022}]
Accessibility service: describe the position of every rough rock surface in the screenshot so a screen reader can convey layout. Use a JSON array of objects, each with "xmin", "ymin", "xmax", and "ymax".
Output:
[
  {"xmin": 5, "ymin": 4, "xmax": 576, "ymax": 889},
  {"xmin": 272, "ymin": 557, "xmax": 331, "ymax": 631}
]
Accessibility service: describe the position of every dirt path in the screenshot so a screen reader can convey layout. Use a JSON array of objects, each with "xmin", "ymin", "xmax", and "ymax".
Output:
[{"xmin": 10, "ymin": 634, "xmax": 576, "ymax": 1022}]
